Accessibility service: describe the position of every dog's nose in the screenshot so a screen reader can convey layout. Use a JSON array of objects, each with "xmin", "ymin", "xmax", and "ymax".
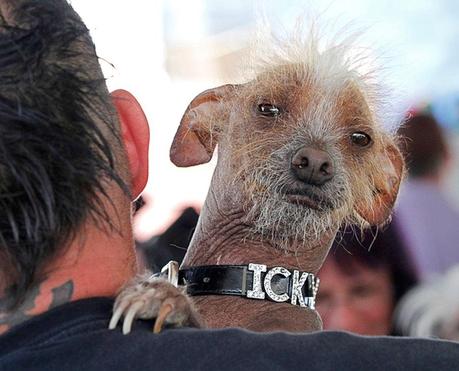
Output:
[{"xmin": 291, "ymin": 147, "xmax": 334, "ymax": 186}]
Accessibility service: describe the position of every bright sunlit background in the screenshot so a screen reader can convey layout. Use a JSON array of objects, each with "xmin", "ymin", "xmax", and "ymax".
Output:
[{"xmin": 70, "ymin": 0, "xmax": 459, "ymax": 240}]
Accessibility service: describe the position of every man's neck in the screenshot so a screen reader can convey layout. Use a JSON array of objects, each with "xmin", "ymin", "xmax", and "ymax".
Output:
[
  {"xmin": 0, "ymin": 278, "xmax": 75, "ymax": 334},
  {"xmin": 0, "ymin": 214, "xmax": 138, "ymax": 336}
]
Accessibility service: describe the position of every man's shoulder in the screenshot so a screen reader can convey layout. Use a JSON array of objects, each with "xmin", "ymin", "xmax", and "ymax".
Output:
[{"xmin": 1, "ymin": 298, "xmax": 458, "ymax": 371}]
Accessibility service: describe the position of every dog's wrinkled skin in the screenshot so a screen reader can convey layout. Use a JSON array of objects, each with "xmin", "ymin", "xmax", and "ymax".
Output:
[{"xmin": 110, "ymin": 31, "xmax": 404, "ymax": 334}]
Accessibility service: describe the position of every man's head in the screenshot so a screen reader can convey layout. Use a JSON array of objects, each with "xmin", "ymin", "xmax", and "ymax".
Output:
[
  {"xmin": 317, "ymin": 225, "xmax": 418, "ymax": 335},
  {"xmin": 397, "ymin": 112, "xmax": 449, "ymax": 180},
  {"xmin": 0, "ymin": 0, "xmax": 149, "ymax": 310}
]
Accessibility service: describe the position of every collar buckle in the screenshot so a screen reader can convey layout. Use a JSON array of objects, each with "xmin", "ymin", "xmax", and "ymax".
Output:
[{"xmin": 160, "ymin": 260, "xmax": 180, "ymax": 287}]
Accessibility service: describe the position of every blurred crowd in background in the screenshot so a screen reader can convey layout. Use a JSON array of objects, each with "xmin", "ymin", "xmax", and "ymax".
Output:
[{"xmin": 71, "ymin": 0, "xmax": 459, "ymax": 342}]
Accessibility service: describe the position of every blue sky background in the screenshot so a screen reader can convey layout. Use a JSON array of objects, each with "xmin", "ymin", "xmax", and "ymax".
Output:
[{"xmin": 164, "ymin": 0, "xmax": 459, "ymax": 129}]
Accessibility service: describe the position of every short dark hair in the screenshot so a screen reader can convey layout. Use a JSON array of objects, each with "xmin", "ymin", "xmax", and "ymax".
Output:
[
  {"xmin": 397, "ymin": 113, "xmax": 448, "ymax": 178},
  {"xmin": 327, "ymin": 225, "xmax": 418, "ymax": 304},
  {"xmin": 0, "ymin": 0, "xmax": 128, "ymax": 309}
]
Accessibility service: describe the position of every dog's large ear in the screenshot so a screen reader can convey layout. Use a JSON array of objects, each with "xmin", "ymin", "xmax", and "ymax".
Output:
[
  {"xmin": 170, "ymin": 84, "xmax": 236, "ymax": 167},
  {"xmin": 356, "ymin": 138, "xmax": 404, "ymax": 225}
]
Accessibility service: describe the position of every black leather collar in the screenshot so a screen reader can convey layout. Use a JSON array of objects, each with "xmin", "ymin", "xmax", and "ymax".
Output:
[{"xmin": 159, "ymin": 262, "xmax": 319, "ymax": 310}]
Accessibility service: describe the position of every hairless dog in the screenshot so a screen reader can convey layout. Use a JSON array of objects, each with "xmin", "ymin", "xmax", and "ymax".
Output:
[{"xmin": 110, "ymin": 29, "xmax": 404, "ymax": 334}]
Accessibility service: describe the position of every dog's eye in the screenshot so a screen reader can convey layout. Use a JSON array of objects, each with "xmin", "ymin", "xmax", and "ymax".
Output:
[
  {"xmin": 351, "ymin": 132, "xmax": 372, "ymax": 147},
  {"xmin": 257, "ymin": 103, "xmax": 280, "ymax": 117}
]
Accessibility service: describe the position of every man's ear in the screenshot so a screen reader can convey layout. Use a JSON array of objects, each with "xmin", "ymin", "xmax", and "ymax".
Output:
[
  {"xmin": 170, "ymin": 84, "xmax": 236, "ymax": 167},
  {"xmin": 111, "ymin": 89, "xmax": 149, "ymax": 199},
  {"xmin": 356, "ymin": 139, "xmax": 405, "ymax": 225}
]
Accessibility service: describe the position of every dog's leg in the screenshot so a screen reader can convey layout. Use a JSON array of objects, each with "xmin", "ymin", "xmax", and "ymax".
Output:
[{"xmin": 109, "ymin": 273, "xmax": 202, "ymax": 334}]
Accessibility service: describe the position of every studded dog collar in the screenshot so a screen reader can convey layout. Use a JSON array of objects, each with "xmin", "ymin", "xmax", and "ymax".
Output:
[{"xmin": 159, "ymin": 261, "xmax": 320, "ymax": 310}]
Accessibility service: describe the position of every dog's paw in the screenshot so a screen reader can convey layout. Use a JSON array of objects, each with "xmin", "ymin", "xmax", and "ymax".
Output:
[{"xmin": 109, "ymin": 273, "xmax": 201, "ymax": 334}]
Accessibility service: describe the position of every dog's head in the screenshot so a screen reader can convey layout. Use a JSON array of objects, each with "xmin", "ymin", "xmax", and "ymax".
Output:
[{"xmin": 170, "ymin": 36, "xmax": 404, "ymax": 248}]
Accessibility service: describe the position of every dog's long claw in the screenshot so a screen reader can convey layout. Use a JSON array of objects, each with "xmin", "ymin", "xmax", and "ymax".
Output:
[
  {"xmin": 122, "ymin": 302, "xmax": 144, "ymax": 335},
  {"xmin": 109, "ymin": 300, "xmax": 130, "ymax": 330},
  {"xmin": 153, "ymin": 303, "xmax": 174, "ymax": 334}
]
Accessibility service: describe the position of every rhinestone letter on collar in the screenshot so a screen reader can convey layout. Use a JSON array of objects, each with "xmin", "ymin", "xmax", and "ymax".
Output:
[{"xmin": 246, "ymin": 263, "xmax": 319, "ymax": 310}]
